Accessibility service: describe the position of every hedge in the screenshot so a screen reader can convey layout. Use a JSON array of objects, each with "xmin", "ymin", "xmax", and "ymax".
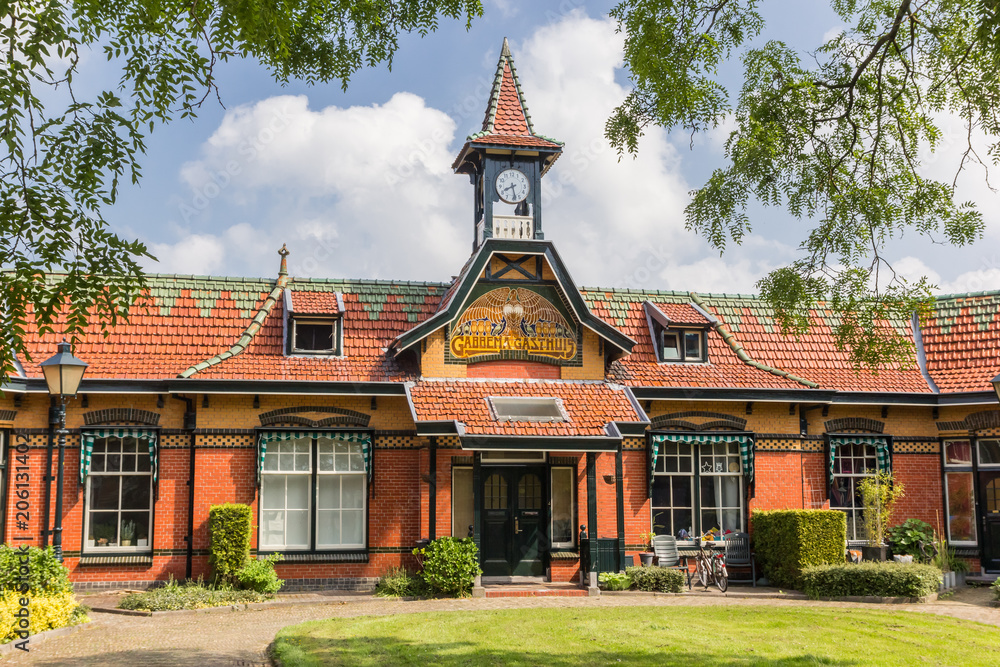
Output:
[
  {"xmin": 0, "ymin": 591, "xmax": 87, "ymax": 643},
  {"xmin": 625, "ymin": 566, "xmax": 685, "ymax": 593},
  {"xmin": 0, "ymin": 545, "xmax": 72, "ymax": 595},
  {"xmin": 414, "ymin": 537, "xmax": 482, "ymax": 597},
  {"xmin": 801, "ymin": 562, "xmax": 942, "ymax": 599},
  {"xmin": 209, "ymin": 504, "xmax": 252, "ymax": 585},
  {"xmin": 752, "ymin": 510, "xmax": 846, "ymax": 588}
]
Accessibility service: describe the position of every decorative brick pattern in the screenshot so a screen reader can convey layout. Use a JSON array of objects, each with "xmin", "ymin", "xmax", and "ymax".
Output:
[
  {"xmin": 83, "ymin": 408, "xmax": 160, "ymax": 426},
  {"xmin": 0, "ymin": 410, "xmax": 16, "ymax": 422},
  {"xmin": 824, "ymin": 417, "xmax": 884, "ymax": 433},
  {"xmin": 258, "ymin": 405, "xmax": 371, "ymax": 427},
  {"xmin": 937, "ymin": 409, "xmax": 1000, "ymax": 433}
]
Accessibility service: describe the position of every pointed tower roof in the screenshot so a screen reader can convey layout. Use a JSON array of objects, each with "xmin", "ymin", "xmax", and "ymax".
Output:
[{"xmin": 453, "ymin": 38, "xmax": 563, "ymax": 174}]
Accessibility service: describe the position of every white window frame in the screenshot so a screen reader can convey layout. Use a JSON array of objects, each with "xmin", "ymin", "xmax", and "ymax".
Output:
[
  {"xmin": 290, "ymin": 318, "xmax": 340, "ymax": 355},
  {"xmin": 659, "ymin": 329, "xmax": 705, "ymax": 363},
  {"xmin": 550, "ymin": 466, "xmax": 576, "ymax": 549},
  {"xmin": 829, "ymin": 442, "xmax": 877, "ymax": 543},
  {"xmin": 480, "ymin": 450, "xmax": 547, "ymax": 464},
  {"xmin": 942, "ymin": 439, "xmax": 978, "ymax": 546},
  {"xmin": 452, "ymin": 467, "xmax": 474, "ymax": 539},
  {"xmin": 651, "ymin": 439, "xmax": 744, "ymax": 541},
  {"xmin": 259, "ymin": 434, "xmax": 368, "ymax": 552},
  {"xmin": 977, "ymin": 438, "xmax": 1000, "ymax": 468},
  {"xmin": 83, "ymin": 435, "xmax": 154, "ymax": 553}
]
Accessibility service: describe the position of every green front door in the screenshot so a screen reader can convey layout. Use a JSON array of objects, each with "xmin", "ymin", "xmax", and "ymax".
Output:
[{"xmin": 480, "ymin": 467, "xmax": 547, "ymax": 577}]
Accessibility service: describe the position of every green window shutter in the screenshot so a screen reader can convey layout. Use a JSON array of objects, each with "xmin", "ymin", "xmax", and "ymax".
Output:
[
  {"xmin": 80, "ymin": 429, "xmax": 158, "ymax": 485},
  {"xmin": 828, "ymin": 435, "xmax": 891, "ymax": 487}
]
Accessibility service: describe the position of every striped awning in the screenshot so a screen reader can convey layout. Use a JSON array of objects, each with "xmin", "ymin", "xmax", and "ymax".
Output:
[
  {"xmin": 256, "ymin": 431, "xmax": 372, "ymax": 486},
  {"xmin": 828, "ymin": 435, "xmax": 891, "ymax": 486},
  {"xmin": 650, "ymin": 432, "xmax": 755, "ymax": 484},
  {"xmin": 80, "ymin": 429, "xmax": 157, "ymax": 485}
]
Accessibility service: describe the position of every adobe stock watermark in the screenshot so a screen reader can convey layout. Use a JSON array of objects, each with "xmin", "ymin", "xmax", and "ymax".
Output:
[
  {"xmin": 12, "ymin": 432, "xmax": 32, "ymax": 652},
  {"xmin": 179, "ymin": 105, "xmax": 293, "ymax": 223},
  {"xmin": 613, "ymin": 244, "xmax": 673, "ymax": 291}
]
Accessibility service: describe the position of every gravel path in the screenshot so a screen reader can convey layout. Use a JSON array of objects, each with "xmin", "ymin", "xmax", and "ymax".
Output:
[{"xmin": 4, "ymin": 586, "xmax": 997, "ymax": 665}]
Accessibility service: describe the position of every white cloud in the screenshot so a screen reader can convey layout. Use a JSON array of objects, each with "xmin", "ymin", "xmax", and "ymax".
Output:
[
  {"xmin": 146, "ymin": 233, "xmax": 225, "ymax": 275},
  {"xmin": 489, "ymin": 0, "xmax": 519, "ymax": 19}
]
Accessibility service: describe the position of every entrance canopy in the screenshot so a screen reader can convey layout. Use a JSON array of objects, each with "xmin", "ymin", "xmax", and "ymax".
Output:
[{"xmin": 405, "ymin": 379, "xmax": 649, "ymax": 441}]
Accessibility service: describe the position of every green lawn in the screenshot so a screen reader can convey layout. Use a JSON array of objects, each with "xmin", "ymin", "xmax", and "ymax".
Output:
[{"xmin": 273, "ymin": 605, "xmax": 1000, "ymax": 666}]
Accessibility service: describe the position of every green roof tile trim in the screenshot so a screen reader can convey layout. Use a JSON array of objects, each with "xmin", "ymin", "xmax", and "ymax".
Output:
[
  {"xmin": 178, "ymin": 273, "xmax": 290, "ymax": 378},
  {"xmin": 688, "ymin": 292, "xmax": 820, "ymax": 389}
]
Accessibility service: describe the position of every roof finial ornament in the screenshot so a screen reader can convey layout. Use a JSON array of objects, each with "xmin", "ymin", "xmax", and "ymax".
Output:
[
  {"xmin": 501, "ymin": 36, "xmax": 511, "ymax": 57},
  {"xmin": 278, "ymin": 244, "xmax": 289, "ymax": 276}
]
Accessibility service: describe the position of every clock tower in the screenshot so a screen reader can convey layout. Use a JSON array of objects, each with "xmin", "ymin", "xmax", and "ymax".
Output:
[{"xmin": 453, "ymin": 38, "xmax": 563, "ymax": 251}]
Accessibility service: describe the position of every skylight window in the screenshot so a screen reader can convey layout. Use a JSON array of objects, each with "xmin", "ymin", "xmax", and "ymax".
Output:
[{"xmin": 490, "ymin": 397, "xmax": 566, "ymax": 423}]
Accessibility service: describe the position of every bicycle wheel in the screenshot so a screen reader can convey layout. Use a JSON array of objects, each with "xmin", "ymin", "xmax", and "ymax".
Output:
[
  {"xmin": 713, "ymin": 558, "xmax": 728, "ymax": 592},
  {"xmin": 696, "ymin": 559, "xmax": 709, "ymax": 588}
]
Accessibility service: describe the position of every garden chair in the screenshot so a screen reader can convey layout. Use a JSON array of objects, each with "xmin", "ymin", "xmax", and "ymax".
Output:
[
  {"xmin": 652, "ymin": 534, "xmax": 691, "ymax": 589},
  {"xmin": 723, "ymin": 532, "xmax": 756, "ymax": 586}
]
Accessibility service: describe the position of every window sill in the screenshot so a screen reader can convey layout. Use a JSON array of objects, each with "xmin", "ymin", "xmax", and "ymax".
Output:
[
  {"xmin": 78, "ymin": 554, "xmax": 154, "ymax": 566},
  {"xmin": 550, "ymin": 550, "xmax": 579, "ymax": 560},
  {"xmin": 258, "ymin": 552, "xmax": 368, "ymax": 564}
]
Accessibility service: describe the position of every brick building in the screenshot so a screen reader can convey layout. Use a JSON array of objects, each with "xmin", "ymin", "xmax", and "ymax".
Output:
[{"xmin": 2, "ymin": 40, "xmax": 999, "ymax": 590}]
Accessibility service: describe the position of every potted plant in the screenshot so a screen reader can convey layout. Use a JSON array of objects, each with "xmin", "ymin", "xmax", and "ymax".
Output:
[
  {"xmin": 857, "ymin": 470, "xmax": 905, "ymax": 561},
  {"xmin": 120, "ymin": 520, "xmax": 136, "ymax": 547},
  {"xmin": 639, "ymin": 531, "xmax": 656, "ymax": 566}
]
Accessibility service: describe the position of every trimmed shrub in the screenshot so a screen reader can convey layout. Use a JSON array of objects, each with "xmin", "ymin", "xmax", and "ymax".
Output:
[
  {"xmin": 752, "ymin": 510, "xmax": 846, "ymax": 588},
  {"xmin": 598, "ymin": 571, "xmax": 632, "ymax": 590},
  {"xmin": 801, "ymin": 562, "xmax": 941, "ymax": 599},
  {"xmin": 118, "ymin": 578, "xmax": 268, "ymax": 612},
  {"xmin": 375, "ymin": 567, "xmax": 427, "ymax": 598},
  {"xmin": 0, "ymin": 591, "xmax": 87, "ymax": 643},
  {"xmin": 0, "ymin": 545, "xmax": 72, "ymax": 595},
  {"xmin": 414, "ymin": 537, "xmax": 482, "ymax": 597},
  {"xmin": 209, "ymin": 503, "xmax": 252, "ymax": 586},
  {"xmin": 992, "ymin": 578, "xmax": 1000, "ymax": 602},
  {"xmin": 625, "ymin": 566, "xmax": 685, "ymax": 593},
  {"xmin": 235, "ymin": 554, "xmax": 284, "ymax": 594}
]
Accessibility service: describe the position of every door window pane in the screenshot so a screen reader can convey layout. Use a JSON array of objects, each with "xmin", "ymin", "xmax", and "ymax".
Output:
[
  {"xmin": 551, "ymin": 468, "xmax": 574, "ymax": 547},
  {"xmin": 452, "ymin": 468, "xmax": 474, "ymax": 538},
  {"xmin": 518, "ymin": 474, "xmax": 542, "ymax": 510},
  {"xmin": 485, "ymin": 473, "xmax": 507, "ymax": 510},
  {"xmin": 945, "ymin": 472, "xmax": 977, "ymax": 542}
]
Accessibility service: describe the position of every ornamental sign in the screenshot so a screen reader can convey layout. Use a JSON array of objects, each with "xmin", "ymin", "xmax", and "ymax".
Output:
[{"xmin": 449, "ymin": 287, "xmax": 577, "ymax": 361}]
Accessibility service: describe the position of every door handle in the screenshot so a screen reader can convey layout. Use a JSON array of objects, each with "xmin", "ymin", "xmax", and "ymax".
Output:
[{"xmin": 515, "ymin": 517, "xmax": 520, "ymax": 534}]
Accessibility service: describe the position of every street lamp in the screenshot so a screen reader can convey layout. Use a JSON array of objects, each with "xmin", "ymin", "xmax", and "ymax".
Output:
[{"xmin": 40, "ymin": 340, "xmax": 88, "ymax": 562}]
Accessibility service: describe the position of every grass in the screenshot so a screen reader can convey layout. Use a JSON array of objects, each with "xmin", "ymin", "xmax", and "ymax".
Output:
[{"xmin": 273, "ymin": 606, "xmax": 1000, "ymax": 666}]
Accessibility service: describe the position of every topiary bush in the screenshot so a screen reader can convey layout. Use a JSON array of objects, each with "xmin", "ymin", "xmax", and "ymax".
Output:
[
  {"xmin": 625, "ymin": 566, "xmax": 685, "ymax": 593},
  {"xmin": 413, "ymin": 537, "xmax": 482, "ymax": 597},
  {"xmin": 208, "ymin": 503, "xmax": 253, "ymax": 586},
  {"xmin": 0, "ymin": 545, "xmax": 72, "ymax": 595},
  {"xmin": 752, "ymin": 510, "xmax": 846, "ymax": 588},
  {"xmin": 235, "ymin": 554, "xmax": 284, "ymax": 594},
  {"xmin": 801, "ymin": 562, "xmax": 942, "ymax": 599}
]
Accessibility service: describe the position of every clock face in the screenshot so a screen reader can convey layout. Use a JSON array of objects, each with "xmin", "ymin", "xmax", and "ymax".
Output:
[{"xmin": 495, "ymin": 169, "xmax": 530, "ymax": 204}]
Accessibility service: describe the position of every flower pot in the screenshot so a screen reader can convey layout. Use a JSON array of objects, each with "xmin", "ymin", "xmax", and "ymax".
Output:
[
  {"xmin": 640, "ymin": 552, "xmax": 655, "ymax": 567},
  {"xmin": 955, "ymin": 572, "xmax": 966, "ymax": 588},
  {"xmin": 121, "ymin": 540, "xmax": 132, "ymax": 547},
  {"xmin": 861, "ymin": 545, "xmax": 888, "ymax": 562}
]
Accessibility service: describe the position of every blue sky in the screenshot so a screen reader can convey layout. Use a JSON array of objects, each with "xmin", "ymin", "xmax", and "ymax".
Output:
[{"xmin": 98, "ymin": 1, "xmax": 998, "ymax": 294}]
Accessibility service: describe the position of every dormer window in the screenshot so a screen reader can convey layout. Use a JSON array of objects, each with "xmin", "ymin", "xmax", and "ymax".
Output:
[
  {"xmin": 661, "ymin": 330, "xmax": 705, "ymax": 363},
  {"xmin": 643, "ymin": 301, "xmax": 713, "ymax": 364},
  {"xmin": 284, "ymin": 289, "xmax": 344, "ymax": 356}
]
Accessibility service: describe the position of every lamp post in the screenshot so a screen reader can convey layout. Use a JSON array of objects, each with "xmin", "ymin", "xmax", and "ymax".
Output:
[{"xmin": 39, "ymin": 340, "xmax": 88, "ymax": 562}]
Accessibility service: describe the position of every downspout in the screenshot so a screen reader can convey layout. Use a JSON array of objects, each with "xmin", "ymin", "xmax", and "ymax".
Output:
[
  {"xmin": 172, "ymin": 395, "xmax": 196, "ymax": 579},
  {"xmin": 42, "ymin": 397, "xmax": 56, "ymax": 548}
]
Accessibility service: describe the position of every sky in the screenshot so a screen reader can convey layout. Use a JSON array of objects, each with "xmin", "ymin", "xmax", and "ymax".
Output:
[{"xmin": 95, "ymin": 0, "xmax": 1000, "ymax": 295}]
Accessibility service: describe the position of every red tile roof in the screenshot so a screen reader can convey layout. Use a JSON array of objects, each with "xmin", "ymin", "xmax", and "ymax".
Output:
[
  {"xmin": 922, "ymin": 292, "xmax": 1000, "ymax": 393},
  {"xmin": 406, "ymin": 379, "xmax": 643, "ymax": 437},
  {"xmin": 653, "ymin": 302, "xmax": 712, "ymax": 325}
]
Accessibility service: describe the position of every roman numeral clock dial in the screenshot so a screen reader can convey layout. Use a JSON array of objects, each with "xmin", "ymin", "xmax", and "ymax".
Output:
[{"xmin": 495, "ymin": 168, "xmax": 530, "ymax": 204}]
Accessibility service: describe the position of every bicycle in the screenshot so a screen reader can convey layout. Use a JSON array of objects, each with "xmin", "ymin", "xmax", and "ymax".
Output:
[{"xmin": 692, "ymin": 539, "xmax": 728, "ymax": 592}]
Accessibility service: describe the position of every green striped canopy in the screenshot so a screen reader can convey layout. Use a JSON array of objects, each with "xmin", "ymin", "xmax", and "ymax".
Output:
[
  {"xmin": 256, "ymin": 431, "xmax": 372, "ymax": 486},
  {"xmin": 80, "ymin": 429, "xmax": 158, "ymax": 485},
  {"xmin": 828, "ymin": 435, "xmax": 891, "ymax": 486},
  {"xmin": 650, "ymin": 433, "xmax": 755, "ymax": 483}
]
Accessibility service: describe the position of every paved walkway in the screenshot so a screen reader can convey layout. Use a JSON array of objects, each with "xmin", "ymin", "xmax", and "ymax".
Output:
[{"xmin": 5, "ymin": 586, "xmax": 997, "ymax": 665}]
